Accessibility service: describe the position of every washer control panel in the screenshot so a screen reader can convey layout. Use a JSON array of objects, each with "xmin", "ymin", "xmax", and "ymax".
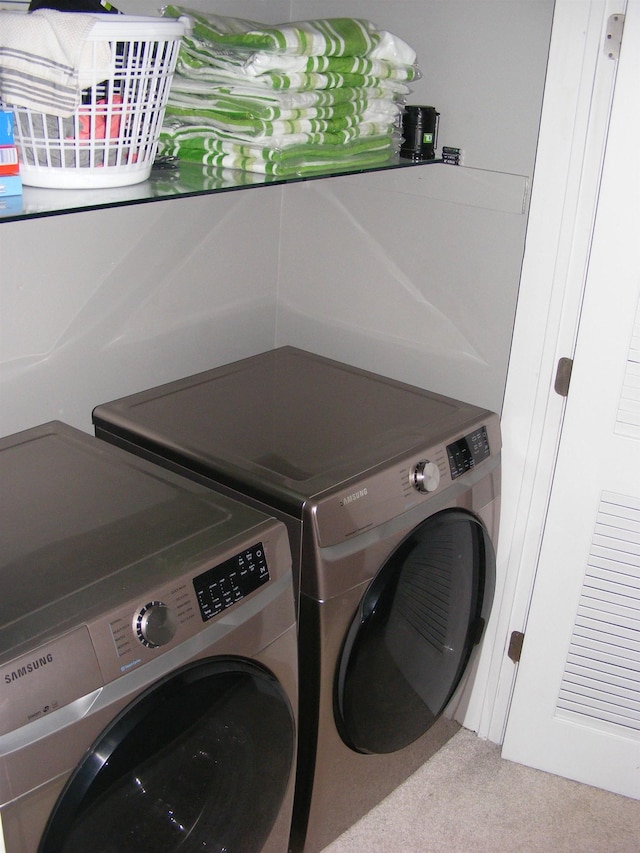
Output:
[
  {"xmin": 193, "ymin": 543, "xmax": 269, "ymax": 622},
  {"xmin": 90, "ymin": 537, "xmax": 276, "ymax": 684},
  {"xmin": 1, "ymin": 520, "xmax": 292, "ymax": 728}
]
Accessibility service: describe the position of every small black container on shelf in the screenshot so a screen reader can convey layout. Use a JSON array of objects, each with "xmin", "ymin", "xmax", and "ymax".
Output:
[
  {"xmin": 28, "ymin": 0, "xmax": 119, "ymax": 11},
  {"xmin": 400, "ymin": 105, "xmax": 440, "ymax": 161}
]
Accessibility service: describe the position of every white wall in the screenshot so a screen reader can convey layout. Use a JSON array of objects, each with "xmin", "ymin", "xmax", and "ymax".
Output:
[
  {"xmin": 277, "ymin": 0, "xmax": 554, "ymax": 413},
  {"xmin": 0, "ymin": 190, "xmax": 281, "ymax": 435},
  {"xmin": 276, "ymin": 166, "xmax": 532, "ymax": 412}
]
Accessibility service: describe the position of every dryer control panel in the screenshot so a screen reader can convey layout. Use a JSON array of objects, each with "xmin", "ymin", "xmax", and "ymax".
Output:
[
  {"xmin": 446, "ymin": 425, "xmax": 491, "ymax": 479},
  {"xmin": 411, "ymin": 426, "xmax": 491, "ymax": 492},
  {"xmin": 312, "ymin": 413, "xmax": 501, "ymax": 549}
]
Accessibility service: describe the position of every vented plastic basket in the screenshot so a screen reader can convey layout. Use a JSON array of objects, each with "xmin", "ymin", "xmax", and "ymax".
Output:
[{"xmin": 5, "ymin": 15, "xmax": 187, "ymax": 189}]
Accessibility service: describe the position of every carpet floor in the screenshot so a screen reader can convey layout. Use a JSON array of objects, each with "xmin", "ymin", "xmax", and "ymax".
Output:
[{"xmin": 321, "ymin": 727, "xmax": 640, "ymax": 852}]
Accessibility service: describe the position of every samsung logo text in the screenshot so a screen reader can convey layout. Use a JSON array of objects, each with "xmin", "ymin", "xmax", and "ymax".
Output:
[
  {"xmin": 4, "ymin": 653, "xmax": 54, "ymax": 684},
  {"xmin": 340, "ymin": 488, "xmax": 368, "ymax": 507}
]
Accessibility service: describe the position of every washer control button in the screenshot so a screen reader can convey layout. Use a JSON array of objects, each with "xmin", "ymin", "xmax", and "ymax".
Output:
[
  {"xmin": 135, "ymin": 602, "xmax": 177, "ymax": 648},
  {"xmin": 411, "ymin": 460, "xmax": 440, "ymax": 493}
]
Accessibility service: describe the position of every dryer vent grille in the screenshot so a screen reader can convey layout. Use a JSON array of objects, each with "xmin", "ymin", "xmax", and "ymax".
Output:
[{"xmin": 393, "ymin": 543, "xmax": 453, "ymax": 653}]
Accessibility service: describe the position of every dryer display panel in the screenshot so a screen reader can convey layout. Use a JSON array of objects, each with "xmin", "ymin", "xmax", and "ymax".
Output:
[
  {"xmin": 193, "ymin": 543, "xmax": 269, "ymax": 621},
  {"xmin": 447, "ymin": 426, "xmax": 490, "ymax": 479}
]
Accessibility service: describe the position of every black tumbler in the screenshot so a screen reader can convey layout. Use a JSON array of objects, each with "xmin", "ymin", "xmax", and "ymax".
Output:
[{"xmin": 400, "ymin": 106, "xmax": 440, "ymax": 161}]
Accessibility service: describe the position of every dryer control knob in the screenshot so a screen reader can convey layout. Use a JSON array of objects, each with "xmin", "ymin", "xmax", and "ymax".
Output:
[
  {"xmin": 135, "ymin": 602, "xmax": 177, "ymax": 648},
  {"xmin": 411, "ymin": 460, "xmax": 440, "ymax": 493}
]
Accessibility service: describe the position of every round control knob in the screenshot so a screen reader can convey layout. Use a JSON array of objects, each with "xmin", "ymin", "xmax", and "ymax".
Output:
[
  {"xmin": 411, "ymin": 460, "xmax": 440, "ymax": 493},
  {"xmin": 135, "ymin": 602, "xmax": 177, "ymax": 648}
]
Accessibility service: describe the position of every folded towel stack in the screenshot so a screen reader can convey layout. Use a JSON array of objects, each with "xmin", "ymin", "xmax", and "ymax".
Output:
[{"xmin": 158, "ymin": 6, "xmax": 421, "ymax": 177}]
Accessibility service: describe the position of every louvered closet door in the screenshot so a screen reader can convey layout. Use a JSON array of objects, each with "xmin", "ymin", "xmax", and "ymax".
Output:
[{"xmin": 502, "ymin": 2, "xmax": 640, "ymax": 799}]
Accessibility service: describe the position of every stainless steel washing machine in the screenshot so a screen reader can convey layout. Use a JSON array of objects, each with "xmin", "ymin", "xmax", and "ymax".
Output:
[
  {"xmin": 93, "ymin": 346, "xmax": 501, "ymax": 853},
  {"xmin": 0, "ymin": 421, "xmax": 297, "ymax": 853}
]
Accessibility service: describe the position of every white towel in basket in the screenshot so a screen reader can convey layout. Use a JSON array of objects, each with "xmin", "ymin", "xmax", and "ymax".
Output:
[{"xmin": 0, "ymin": 9, "xmax": 111, "ymax": 117}]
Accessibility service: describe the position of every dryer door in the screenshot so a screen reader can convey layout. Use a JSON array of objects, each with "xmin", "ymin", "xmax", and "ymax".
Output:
[
  {"xmin": 335, "ymin": 509, "xmax": 494, "ymax": 754},
  {"xmin": 39, "ymin": 657, "xmax": 295, "ymax": 853}
]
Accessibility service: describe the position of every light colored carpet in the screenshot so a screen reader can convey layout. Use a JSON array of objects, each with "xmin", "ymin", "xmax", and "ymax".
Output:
[{"xmin": 321, "ymin": 727, "xmax": 640, "ymax": 852}]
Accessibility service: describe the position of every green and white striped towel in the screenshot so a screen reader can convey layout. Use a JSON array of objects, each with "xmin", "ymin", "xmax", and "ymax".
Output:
[
  {"xmin": 159, "ymin": 119, "xmax": 397, "ymax": 151},
  {"xmin": 173, "ymin": 35, "xmax": 419, "ymax": 82},
  {"xmin": 243, "ymin": 52, "xmax": 419, "ymax": 80},
  {"xmin": 168, "ymin": 79, "xmax": 407, "ymax": 115},
  {"xmin": 175, "ymin": 51, "xmax": 412, "ymax": 93},
  {"xmin": 166, "ymin": 90, "xmax": 401, "ymax": 123},
  {"xmin": 158, "ymin": 125, "xmax": 396, "ymax": 176},
  {"xmin": 162, "ymin": 6, "xmax": 414, "ymax": 61},
  {"xmin": 164, "ymin": 108, "xmax": 399, "ymax": 139}
]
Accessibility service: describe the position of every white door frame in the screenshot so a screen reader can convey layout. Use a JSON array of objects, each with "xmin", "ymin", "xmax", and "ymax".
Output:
[
  {"xmin": 462, "ymin": 0, "xmax": 626, "ymax": 741},
  {"xmin": 501, "ymin": 0, "xmax": 640, "ymax": 786}
]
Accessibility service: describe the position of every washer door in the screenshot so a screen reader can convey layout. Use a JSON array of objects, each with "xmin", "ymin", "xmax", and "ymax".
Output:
[
  {"xmin": 39, "ymin": 657, "xmax": 295, "ymax": 853},
  {"xmin": 335, "ymin": 509, "xmax": 494, "ymax": 754}
]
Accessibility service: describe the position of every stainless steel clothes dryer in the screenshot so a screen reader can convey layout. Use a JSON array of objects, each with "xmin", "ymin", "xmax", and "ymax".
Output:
[
  {"xmin": 93, "ymin": 347, "xmax": 501, "ymax": 853},
  {"xmin": 0, "ymin": 421, "xmax": 297, "ymax": 853}
]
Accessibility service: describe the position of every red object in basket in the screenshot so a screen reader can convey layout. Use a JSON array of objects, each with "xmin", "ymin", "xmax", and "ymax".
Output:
[{"xmin": 77, "ymin": 96, "xmax": 124, "ymax": 140}]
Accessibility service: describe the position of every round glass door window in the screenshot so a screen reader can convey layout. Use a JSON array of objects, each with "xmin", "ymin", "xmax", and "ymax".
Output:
[
  {"xmin": 39, "ymin": 657, "xmax": 295, "ymax": 853},
  {"xmin": 335, "ymin": 509, "xmax": 495, "ymax": 755}
]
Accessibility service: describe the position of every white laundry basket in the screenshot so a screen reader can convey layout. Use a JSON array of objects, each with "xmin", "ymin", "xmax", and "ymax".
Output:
[{"xmin": 6, "ymin": 15, "xmax": 188, "ymax": 189}]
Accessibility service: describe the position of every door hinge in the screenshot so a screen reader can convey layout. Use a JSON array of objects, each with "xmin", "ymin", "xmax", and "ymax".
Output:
[
  {"xmin": 604, "ymin": 13, "xmax": 625, "ymax": 60},
  {"xmin": 554, "ymin": 357, "xmax": 573, "ymax": 397},
  {"xmin": 508, "ymin": 630, "xmax": 525, "ymax": 663}
]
